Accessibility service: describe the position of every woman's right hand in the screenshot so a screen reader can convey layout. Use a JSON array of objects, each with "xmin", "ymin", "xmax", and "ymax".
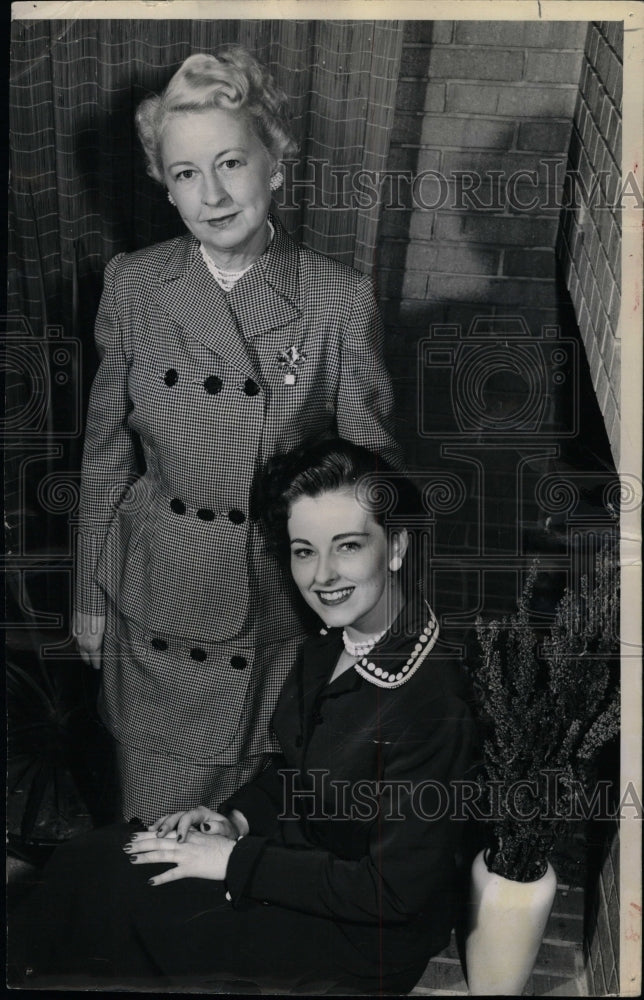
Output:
[
  {"xmin": 73, "ymin": 611, "xmax": 105, "ymax": 670},
  {"xmin": 151, "ymin": 807, "xmax": 249, "ymax": 842}
]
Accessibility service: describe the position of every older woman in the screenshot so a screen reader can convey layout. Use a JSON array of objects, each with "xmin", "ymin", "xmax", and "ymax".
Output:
[
  {"xmin": 73, "ymin": 47, "xmax": 401, "ymax": 824},
  {"xmin": 13, "ymin": 440, "xmax": 478, "ymax": 994}
]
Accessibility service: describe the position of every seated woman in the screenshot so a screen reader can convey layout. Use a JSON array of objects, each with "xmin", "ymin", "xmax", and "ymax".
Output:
[{"xmin": 10, "ymin": 440, "xmax": 479, "ymax": 995}]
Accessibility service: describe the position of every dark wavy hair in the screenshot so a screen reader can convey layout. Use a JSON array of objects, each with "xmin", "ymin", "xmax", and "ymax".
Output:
[{"xmin": 261, "ymin": 439, "xmax": 426, "ymax": 596}]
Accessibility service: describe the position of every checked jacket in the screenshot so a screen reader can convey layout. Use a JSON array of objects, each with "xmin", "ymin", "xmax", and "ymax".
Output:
[{"xmin": 75, "ymin": 216, "xmax": 401, "ymax": 758}]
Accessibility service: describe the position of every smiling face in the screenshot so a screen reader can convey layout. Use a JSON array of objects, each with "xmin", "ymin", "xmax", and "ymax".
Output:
[
  {"xmin": 161, "ymin": 107, "xmax": 276, "ymax": 268},
  {"xmin": 287, "ymin": 489, "xmax": 407, "ymax": 635}
]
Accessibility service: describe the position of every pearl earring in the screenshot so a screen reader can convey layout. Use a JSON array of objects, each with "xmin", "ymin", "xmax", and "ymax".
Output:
[
  {"xmin": 269, "ymin": 171, "xmax": 284, "ymax": 192},
  {"xmin": 389, "ymin": 554, "xmax": 403, "ymax": 572},
  {"xmin": 167, "ymin": 191, "xmax": 176, "ymax": 206}
]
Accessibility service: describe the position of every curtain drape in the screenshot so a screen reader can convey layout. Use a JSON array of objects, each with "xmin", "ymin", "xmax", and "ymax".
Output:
[{"xmin": 8, "ymin": 18, "xmax": 403, "ymax": 337}]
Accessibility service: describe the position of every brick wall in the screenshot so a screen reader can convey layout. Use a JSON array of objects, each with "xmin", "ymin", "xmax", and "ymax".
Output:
[
  {"xmin": 585, "ymin": 823, "xmax": 620, "ymax": 994},
  {"xmin": 376, "ymin": 26, "xmax": 623, "ymax": 995},
  {"xmin": 377, "ymin": 20, "xmax": 588, "ymax": 464},
  {"xmin": 557, "ymin": 22, "xmax": 622, "ymax": 467}
]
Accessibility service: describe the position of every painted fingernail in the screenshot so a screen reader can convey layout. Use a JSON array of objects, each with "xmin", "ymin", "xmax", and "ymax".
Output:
[
  {"xmin": 129, "ymin": 855, "xmax": 138, "ymax": 863},
  {"xmin": 203, "ymin": 823, "xmax": 211, "ymax": 831},
  {"xmin": 148, "ymin": 878, "xmax": 155, "ymax": 886},
  {"xmin": 123, "ymin": 844, "xmax": 133, "ymax": 852},
  {"xmin": 177, "ymin": 834, "xmax": 182, "ymax": 843}
]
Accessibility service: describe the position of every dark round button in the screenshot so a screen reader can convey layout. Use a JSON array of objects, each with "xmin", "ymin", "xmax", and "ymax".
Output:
[
  {"xmin": 230, "ymin": 655, "xmax": 247, "ymax": 670},
  {"xmin": 151, "ymin": 637, "xmax": 168, "ymax": 651},
  {"xmin": 228, "ymin": 509, "xmax": 246, "ymax": 524},
  {"xmin": 170, "ymin": 498, "xmax": 186, "ymax": 515},
  {"xmin": 190, "ymin": 648, "xmax": 207, "ymax": 662},
  {"xmin": 203, "ymin": 375, "xmax": 223, "ymax": 395},
  {"xmin": 196, "ymin": 508, "xmax": 215, "ymax": 521},
  {"xmin": 243, "ymin": 378, "xmax": 260, "ymax": 396},
  {"xmin": 163, "ymin": 368, "xmax": 178, "ymax": 387}
]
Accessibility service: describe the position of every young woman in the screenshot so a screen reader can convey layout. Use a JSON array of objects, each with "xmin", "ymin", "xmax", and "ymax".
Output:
[{"xmin": 12, "ymin": 441, "xmax": 478, "ymax": 995}]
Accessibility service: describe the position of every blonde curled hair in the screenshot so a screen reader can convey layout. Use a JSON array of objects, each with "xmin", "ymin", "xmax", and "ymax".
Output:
[{"xmin": 136, "ymin": 46, "xmax": 298, "ymax": 183}]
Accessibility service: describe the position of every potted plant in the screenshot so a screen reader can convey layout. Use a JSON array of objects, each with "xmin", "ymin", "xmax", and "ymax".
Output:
[{"xmin": 466, "ymin": 545, "xmax": 620, "ymax": 995}]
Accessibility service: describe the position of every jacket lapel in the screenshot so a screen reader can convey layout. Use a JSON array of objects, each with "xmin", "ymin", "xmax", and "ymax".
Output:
[
  {"xmin": 227, "ymin": 217, "xmax": 301, "ymax": 340},
  {"xmin": 155, "ymin": 236, "xmax": 258, "ymax": 378}
]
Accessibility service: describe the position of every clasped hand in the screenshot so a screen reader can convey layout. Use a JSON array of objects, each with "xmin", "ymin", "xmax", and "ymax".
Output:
[
  {"xmin": 150, "ymin": 806, "xmax": 248, "ymax": 842},
  {"xmin": 123, "ymin": 829, "xmax": 235, "ymax": 885}
]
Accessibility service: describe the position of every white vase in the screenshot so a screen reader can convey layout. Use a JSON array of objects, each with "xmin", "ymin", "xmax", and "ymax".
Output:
[{"xmin": 465, "ymin": 849, "xmax": 557, "ymax": 996}]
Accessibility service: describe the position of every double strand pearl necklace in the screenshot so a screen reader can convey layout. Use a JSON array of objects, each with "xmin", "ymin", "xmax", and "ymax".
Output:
[
  {"xmin": 352, "ymin": 604, "xmax": 439, "ymax": 690},
  {"xmin": 342, "ymin": 627, "xmax": 387, "ymax": 659},
  {"xmin": 201, "ymin": 220, "xmax": 275, "ymax": 292}
]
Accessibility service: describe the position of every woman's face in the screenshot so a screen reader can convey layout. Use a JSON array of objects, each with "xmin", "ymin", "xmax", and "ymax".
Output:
[
  {"xmin": 287, "ymin": 489, "xmax": 405, "ymax": 634},
  {"xmin": 161, "ymin": 107, "xmax": 275, "ymax": 265}
]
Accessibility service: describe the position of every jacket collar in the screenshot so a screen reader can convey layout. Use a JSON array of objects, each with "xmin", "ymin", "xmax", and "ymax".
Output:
[
  {"xmin": 155, "ymin": 217, "xmax": 300, "ymax": 357},
  {"xmin": 156, "ymin": 233, "xmax": 202, "ymax": 282},
  {"xmin": 259, "ymin": 214, "xmax": 300, "ymax": 304},
  {"xmin": 226, "ymin": 216, "xmax": 301, "ymax": 339},
  {"xmin": 155, "ymin": 237, "xmax": 256, "ymax": 377},
  {"xmin": 155, "ymin": 215, "xmax": 296, "ymax": 282}
]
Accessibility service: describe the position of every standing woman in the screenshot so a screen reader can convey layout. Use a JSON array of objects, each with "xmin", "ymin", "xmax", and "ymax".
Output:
[{"xmin": 73, "ymin": 47, "xmax": 401, "ymax": 824}]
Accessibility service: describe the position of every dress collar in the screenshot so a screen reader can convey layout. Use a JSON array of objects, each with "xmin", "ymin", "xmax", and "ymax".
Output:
[{"xmin": 317, "ymin": 599, "xmax": 440, "ymax": 690}]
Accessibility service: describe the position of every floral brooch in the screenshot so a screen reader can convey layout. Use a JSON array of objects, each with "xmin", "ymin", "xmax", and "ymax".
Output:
[{"xmin": 277, "ymin": 345, "xmax": 307, "ymax": 386}]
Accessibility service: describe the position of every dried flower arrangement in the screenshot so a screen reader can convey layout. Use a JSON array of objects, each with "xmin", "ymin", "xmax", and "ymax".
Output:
[{"xmin": 473, "ymin": 544, "xmax": 620, "ymax": 882}]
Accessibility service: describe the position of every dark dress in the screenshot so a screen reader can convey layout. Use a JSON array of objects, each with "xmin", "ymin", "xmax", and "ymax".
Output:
[{"xmin": 10, "ymin": 602, "xmax": 479, "ymax": 995}]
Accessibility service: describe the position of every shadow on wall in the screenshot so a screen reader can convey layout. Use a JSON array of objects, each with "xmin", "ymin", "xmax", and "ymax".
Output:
[{"xmin": 372, "ymin": 22, "xmax": 617, "ymax": 641}]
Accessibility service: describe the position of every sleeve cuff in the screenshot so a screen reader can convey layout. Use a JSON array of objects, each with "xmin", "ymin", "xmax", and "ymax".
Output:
[
  {"xmin": 225, "ymin": 837, "xmax": 328, "ymax": 914},
  {"xmin": 225, "ymin": 835, "xmax": 269, "ymax": 907},
  {"xmin": 74, "ymin": 596, "xmax": 107, "ymax": 616},
  {"xmin": 219, "ymin": 787, "xmax": 279, "ymax": 838}
]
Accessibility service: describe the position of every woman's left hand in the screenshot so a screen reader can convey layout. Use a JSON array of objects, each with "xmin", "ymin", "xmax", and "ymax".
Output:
[{"xmin": 123, "ymin": 829, "xmax": 236, "ymax": 885}]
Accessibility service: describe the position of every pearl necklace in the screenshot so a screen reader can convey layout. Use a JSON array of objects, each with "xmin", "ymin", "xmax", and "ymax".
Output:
[
  {"xmin": 202, "ymin": 255, "xmax": 253, "ymax": 291},
  {"xmin": 352, "ymin": 605, "xmax": 439, "ymax": 690},
  {"xmin": 342, "ymin": 628, "xmax": 387, "ymax": 658},
  {"xmin": 201, "ymin": 220, "xmax": 275, "ymax": 292}
]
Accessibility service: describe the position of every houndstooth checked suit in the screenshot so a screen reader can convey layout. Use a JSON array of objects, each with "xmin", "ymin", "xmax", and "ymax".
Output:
[{"xmin": 75, "ymin": 216, "xmax": 401, "ymax": 813}]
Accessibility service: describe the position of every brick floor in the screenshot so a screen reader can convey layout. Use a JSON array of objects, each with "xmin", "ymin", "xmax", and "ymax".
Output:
[{"xmin": 411, "ymin": 883, "xmax": 587, "ymax": 997}]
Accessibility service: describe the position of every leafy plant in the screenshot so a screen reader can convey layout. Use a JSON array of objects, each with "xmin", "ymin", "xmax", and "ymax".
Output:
[{"xmin": 473, "ymin": 545, "xmax": 620, "ymax": 882}]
